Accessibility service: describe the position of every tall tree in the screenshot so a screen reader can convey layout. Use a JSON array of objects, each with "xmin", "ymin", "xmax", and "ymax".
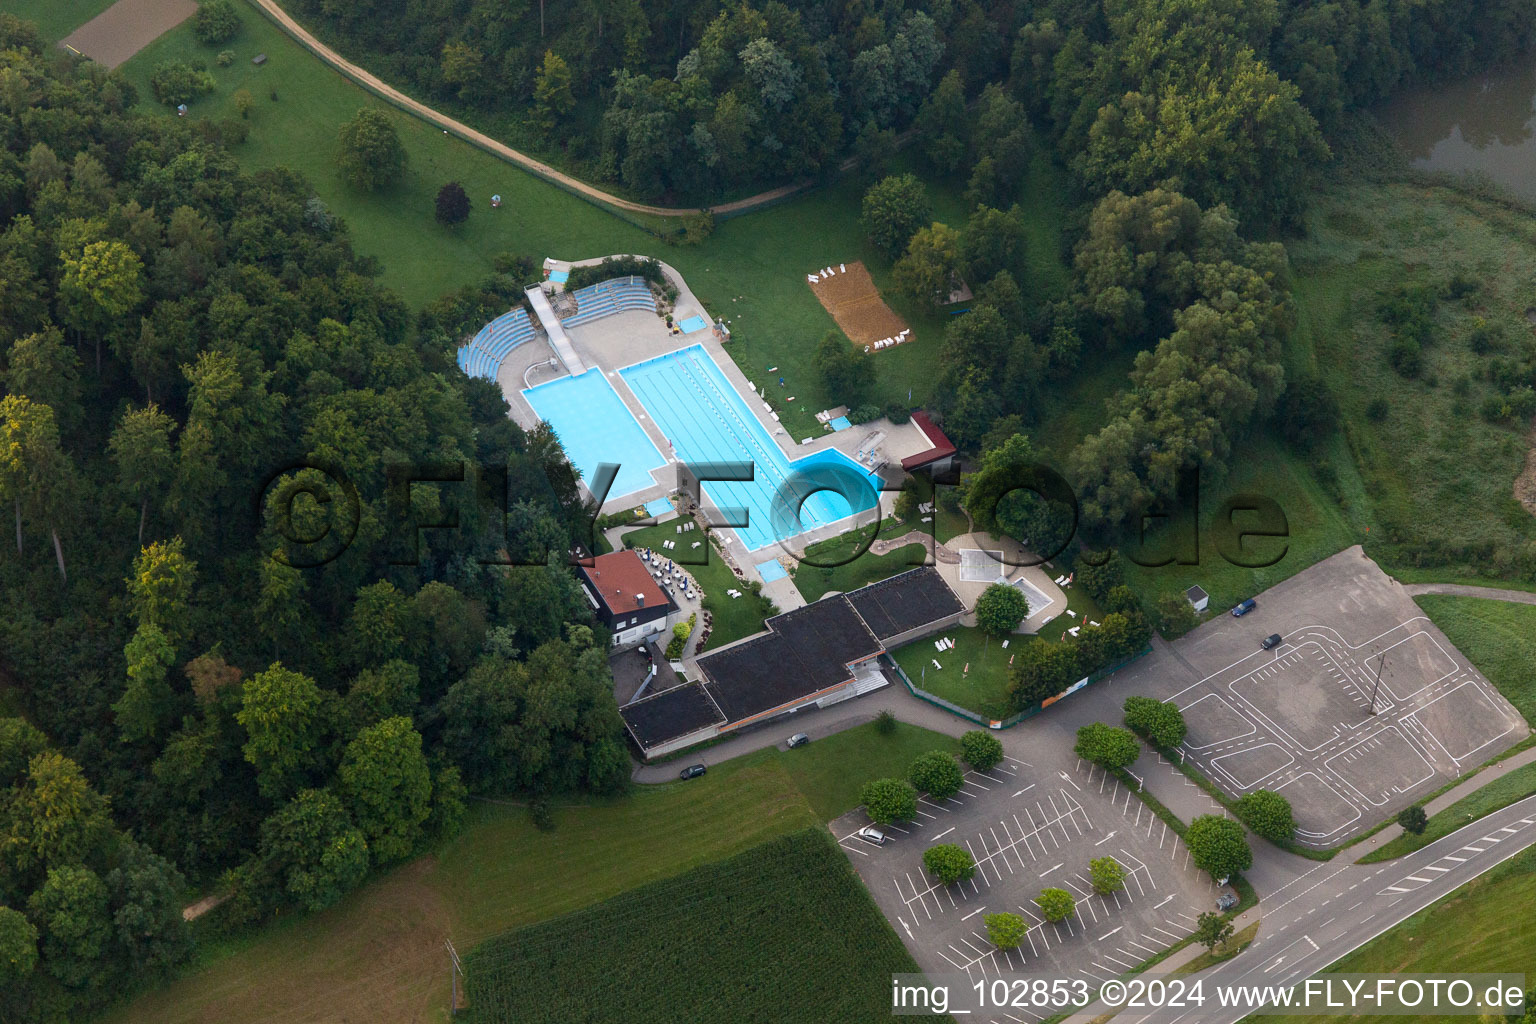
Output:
[
  {"xmin": 57, "ymin": 238, "xmax": 142, "ymax": 372},
  {"xmin": 532, "ymin": 50, "xmax": 575, "ymax": 133},
  {"xmin": 236, "ymin": 664, "xmax": 327, "ymax": 800},
  {"xmin": 336, "ymin": 108, "xmax": 407, "ymax": 191},
  {"xmin": 108, "ymin": 404, "xmax": 175, "ymax": 546},
  {"xmin": 0, "ymin": 394, "xmax": 73, "ymax": 578},
  {"xmin": 125, "ymin": 538, "xmax": 197, "ymax": 646},
  {"xmin": 336, "ymin": 716, "xmax": 432, "ymax": 863}
]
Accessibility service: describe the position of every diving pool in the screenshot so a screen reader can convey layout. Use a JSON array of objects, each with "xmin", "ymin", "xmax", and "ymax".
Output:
[
  {"xmin": 522, "ymin": 369, "xmax": 666, "ymax": 500},
  {"xmin": 620, "ymin": 346, "xmax": 880, "ymax": 551}
]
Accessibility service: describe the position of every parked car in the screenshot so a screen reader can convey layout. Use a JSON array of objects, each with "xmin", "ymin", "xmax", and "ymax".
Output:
[
  {"xmin": 787, "ymin": 732, "xmax": 810, "ymax": 748},
  {"xmin": 678, "ymin": 763, "xmax": 707, "ymax": 780},
  {"xmin": 1231, "ymin": 599, "xmax": 1256, "ymax": 617},
  {"xmin": 1261, "ymin": 633, "xmax": 1284, "ymax": 650},
  {"xmin": 855, "ymin": 826, "xmax": 887, "ymax": 845}
]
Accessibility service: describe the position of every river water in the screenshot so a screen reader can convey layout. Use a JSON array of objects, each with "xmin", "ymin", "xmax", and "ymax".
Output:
[{"xmin": 1378, "ymin": 61, "xmax": 1536, "ymax": 202}]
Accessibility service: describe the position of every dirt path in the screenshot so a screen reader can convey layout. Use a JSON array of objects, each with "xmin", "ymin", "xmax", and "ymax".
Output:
[
  {"xmin": 250, "ymin": 0, "xmax": 849, "ymax": 220},
  {"xmin": 61, "ymin": 0, "xmax": 195, "ymax": 69},
  {"xmin": 869, "ymin": 530, "xmax": 960, "ymax": 564},
  {"xmin": 1401, "ymin": 581, "xmax": 1536, "ymax": 605}
]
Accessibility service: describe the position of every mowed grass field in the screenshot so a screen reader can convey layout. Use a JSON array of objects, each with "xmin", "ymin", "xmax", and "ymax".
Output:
[
  {"xmin": 103, "ymin": 8, "xmax": 1076, "ymax": 441},
  {"xmin": 99, "ymin": 719, "xmax": 957, "ymax": 1024},
  {"xmin": 1252, "ymin": 845, "xmax": 1536, "ymax": 1024},
  {"xmin": 1361, "ymin": 760, "xmax": 1536, "ymax": 861},
  {"xmin": 463, "ymin": 828, "xmax": 929, "ymax": 1024}
]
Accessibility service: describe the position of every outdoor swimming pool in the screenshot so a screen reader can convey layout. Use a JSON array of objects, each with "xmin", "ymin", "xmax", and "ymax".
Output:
[
  {"xmin": 522, "ymin": 369, "xmax": 666, "ymax": 500},
  {"xmin": 620, "ymin": 345, "xmax": 880, "ymax": 551}
]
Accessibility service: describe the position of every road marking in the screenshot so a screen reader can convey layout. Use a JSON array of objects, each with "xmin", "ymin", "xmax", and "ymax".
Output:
[
  {"xmin": 1405, "ymin": 876, "xmax": 1432, "ymax": 883},
  {"xmin": 1445, "ymin": 855, "xmax": 1466, "ymax": 862},
  {"xmin": 1099, "ymin": 926, "xmax": 1122, "ymax": 941},
  {"xmin": 900, "ymin": 917, "xmax": 913, "ymax": 939},
  {"xmin": 1013, "ymin": 784, "xmax": 1036, "ymax": 797},
  {"xmin": 1424, "ymin": 866, "xmax": 1448, "ymax": 874},
  {"xmin": 1059, "ymin": 770, "xmax": 1082, "ymax": 791},
  {"xmin": 1154, "ymin": 894, "xmax": 1175, "ymax": 909},
  {"xmin": 1040, "ymin": 863, "xmax": 1062, "ymax": 877},
  {"xmin": 932, "ymin": 827, "xmax": 955, "ymax": 841},
  {"xmin": 962, "ymin": 906, "xmax": 987, "ymax": 921},
  {"xmin": 1095, "ymin": 830, "xmax": 1118, "ymax": 846}
]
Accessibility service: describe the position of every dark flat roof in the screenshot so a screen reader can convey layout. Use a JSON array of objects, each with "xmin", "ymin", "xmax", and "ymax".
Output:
[
  {"xmin": 698, "ymin": 596, "xmax": 881, "ymax": 723},
  {"xmin": 846, "ymin": 567, "xmax": 964, "ymax": 642},
  {"xmin": 619, "ymin": 684, "xmax": 725, "ymax": 748}
]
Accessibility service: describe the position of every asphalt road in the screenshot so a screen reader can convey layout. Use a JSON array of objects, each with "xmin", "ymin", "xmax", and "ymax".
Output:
[{"xmin": 1104, "ymin": 792, "xmax": 1536, "ymax": 1024}]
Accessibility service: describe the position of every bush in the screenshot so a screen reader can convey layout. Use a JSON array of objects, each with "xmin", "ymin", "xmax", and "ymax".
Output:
[
  {"xmin": 874, "ymin": 709, "xmax": 897, "ymax": 736},
  {"xmin": 663, "ymin": 614, "xmax": 696, "ymax": 660},
  {"xmin": 1123, "ymin": 695, "xmax": 1187, "ymax": 748},
  {"xmin": 922, "ymin": 843, "xmax": 975, "ymax": 884},
  {"xmin": 884, "ymin": 401, "xmax": 911, "ymax": 424},
  {"xmin": 1397, "ymin": 805, "xmax": 1427, "ymax": 835},
  {"xmin": 1074, "ymin": 722, "xmax": 1141, "ymax": 770},
  {"xmin": 1073, "ymin": 551, "xmax": 1123, "ymax": 600},
  {"xmin": 860, "ymin": 778, "xmax": 917, "ymax": 824},
  {"xmin": 194, "ymin": 0, "xmax": 242, "ymax": 45},
  {"xmin": 1186, "ymin": 815, "xmax": 1252, "ymax": 881},
  {"xmin": 1089, "ymin": 856, "xmax": 1125, "ymax": 895},
  {"xmin": 984, "ymin": 911, "xmax": 1027, "ymax": 949},
  {"xmin": 908, "ymin": 751, "xmax": 964, "ymax": 800},
  {"xmin": 564, "ymin": 255, "xmax": 666, "ymax": 291},
  {"xmin": 1365, "ymin": 397, "xmax": 1390, "ymax": 422},
  {"xmin": 1234, "ymin": 789, "xmax": 1295, "ymax": 842},
  {"xmin": 216, "ymin": 49, "xmax": 235, "ymax": 67},
  {"xmin": 974, "ymin": 582, "xmax": 1030, "ymax": 637},
  {"xmin": 959, "ymin": 730, "xmax": 1003, "ymax": 771},
  {"xmin": 149, "ymin": 60, "xmax": 216, "ymax": 107},
  {"xmin": 1388, "ymin": 338, "xmax": 1422, "ymax": 377},
  {"xmin": 1035, "ymin": 887, "xmax": 1075, "ymax": 922},
  {"xmin": 529, "ymin": 796, "xmax": 554, "ymax": 832},
  {"xmin": 1154, "ymin": 592, "xmax": 1198, "ymax": 634},
  {"xmin": 219, "ymin": 117, "xmax": 249, "ymax": 145},
  {"xmin": 847, "ymin": 403, "xmax": 882, "ymax": 424}
]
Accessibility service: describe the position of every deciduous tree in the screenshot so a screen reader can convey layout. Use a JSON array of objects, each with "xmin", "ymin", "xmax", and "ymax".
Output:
[
  {"xmin": 337, "ymin": 108, "xmax": 406, "ymax": 191},
  {"xmin": 1186, "ymin": 815, "xmax": 1252, "ymax": 881},
  {"xmin": 860, "ymin": 777, "xmax": 917, "ymax": 824},
  {"xmin": 336, "ymin": 716, "xmax": 432, "ymax": 864},
  {"xmin": 922, "ymin": 843, "xmax": 975, "ymax": 884}
]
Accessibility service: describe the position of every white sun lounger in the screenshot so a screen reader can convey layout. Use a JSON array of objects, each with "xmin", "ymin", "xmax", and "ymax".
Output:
[
  {"xmin": 932, "ymin": 659, "xmax": 942, "ymax": 670},
  {"xmin": 807, "ymin": 274, "xmax": 818, "ymax": 284},
  {"xmin": 840, "ymin": 263, "xmax": 846, "ymax": 273}
]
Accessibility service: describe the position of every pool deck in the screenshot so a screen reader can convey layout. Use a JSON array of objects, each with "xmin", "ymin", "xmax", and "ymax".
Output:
[{"xmin": 497, "ymin": 255, "xmax": 937, "ymax": 575}]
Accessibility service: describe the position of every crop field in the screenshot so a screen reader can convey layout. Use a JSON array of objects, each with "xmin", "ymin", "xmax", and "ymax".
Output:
[{"xmin": 462, "ymin": 828, "xmax": 927, "ymax": 1024}]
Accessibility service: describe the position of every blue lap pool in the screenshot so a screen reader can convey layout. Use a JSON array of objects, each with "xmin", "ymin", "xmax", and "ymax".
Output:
[{"xmin": 620, "ymin": 346, "xmax": 880, "ymax": 551}]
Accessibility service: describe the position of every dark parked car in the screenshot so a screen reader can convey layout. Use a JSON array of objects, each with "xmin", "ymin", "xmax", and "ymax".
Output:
[
  {"xmin": 787, "ymin": 732, "xmax": 810, "ymax": 748},
  {"xmin": 679, "ymin": 763, "xmax": 707, "ymax": 780},
  {"xmin": 1231, "ymin": 599, "xmax": 1256, "ymax": 617},
  {"xmin": 1261, "ymin": 633, "xmax": 1284, "ymax": 650}
]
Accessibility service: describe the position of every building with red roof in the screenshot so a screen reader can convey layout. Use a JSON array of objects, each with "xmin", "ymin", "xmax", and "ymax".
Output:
[
  {"xmin": 577, "ymin": 550, "xmax": 680, "ymax": 649},
  {"xmin": 900, "ymin": 410, "xmax": 959, "ymax": 474}
]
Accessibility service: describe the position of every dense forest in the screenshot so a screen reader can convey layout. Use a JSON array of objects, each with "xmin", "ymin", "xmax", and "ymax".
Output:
[
  {"xmin": 284, "ymin": 0, "xmax": 1536, "ymax": 209},
  {"xmin": 0, "ymin": 17, "xmax": 626, "ymax": 1020}
]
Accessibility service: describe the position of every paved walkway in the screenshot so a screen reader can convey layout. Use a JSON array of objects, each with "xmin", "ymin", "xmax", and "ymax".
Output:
[{"xmin": 1401, "ymin": 582, "xmax": 1536, "ymax": 605}]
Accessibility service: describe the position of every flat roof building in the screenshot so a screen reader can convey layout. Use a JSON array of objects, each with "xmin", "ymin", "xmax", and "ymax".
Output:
[{"xmin": 619, "ymin": 567, "xmax": 965, "ymax": 758}]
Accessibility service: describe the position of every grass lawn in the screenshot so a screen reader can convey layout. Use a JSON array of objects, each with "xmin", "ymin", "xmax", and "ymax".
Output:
[
  {"xmin": 100, "ymin": 718, "xmax": 956, "ymax": 1024},
  {"xmin": 1413, "ymin": 595, "xmax": 1536, "ymax": 724},
  {"xmin": 1170, "ymin": 921, "xmax": 1260, "ymax": 977},
  {"xmin": 619, "ymin": 521, "xmax": 774, "ymax": 649},
  {"xmin": 8, "ymin": 0, "xmax": 116, "ymax": 43},
  {"xmin": 934, "ymin": 504, "xmax": 972, "ymax": 544},
  {"xmin": 1120, "ymin": 434, "xmax": 1359, "ymax": 627},
  {"xmin": 463, "ymin": 829, "xmax": 929, "ymax": 1024},
  {"xmin": 1035, "ymin": 585, "xmax": 1105, "ymax": 642},
  {"xmin": 890, "ymin": 624, "xmax": 1017, "ymax": 720},
  {"xmin": 1360, "ymin": 760, "xmax": 1536, "ymax": 862},
  {"xmin": 1251, "ymin": 845, "xmax": 1536, "ymax": 1024},
  {"xmin": 781, "ymin": 719, "xmax": 960, "ymax": 822},
  {"xmin": 793, "ymin": 519, "xmax": 928, "ymax": 602}
]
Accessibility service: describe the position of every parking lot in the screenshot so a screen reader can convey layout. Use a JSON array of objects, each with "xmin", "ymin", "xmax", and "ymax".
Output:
[
  {"xmin": 832, "ymin": 755, "xmax": 1219, "ymax": 1017},
  {"xmin": 1141, "ymin": 547, "xmax": 1528, "ymax": 846}
]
